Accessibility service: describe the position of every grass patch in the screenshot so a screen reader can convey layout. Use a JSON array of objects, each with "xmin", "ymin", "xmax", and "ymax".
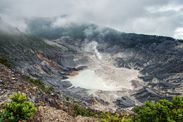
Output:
[
  {"xmin": 25, "ymin": 76, "xmax": 54, "ymax": 94},
  {"xmin": 73, "ymin": 104, "xmax": 134, "ymax": 122},
  {"xmin": 0, "ymin": 56, "xmax": 11, "ymax": 68},
  {"xmin": 74, "ymin": 104, "xmax": 96, "ymax": 117},
  {"xmin": 100, "ymin": 112, "xmax": 133, "ymax": 122}
]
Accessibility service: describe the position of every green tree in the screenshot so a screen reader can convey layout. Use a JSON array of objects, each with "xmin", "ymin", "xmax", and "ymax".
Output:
[{"xmin": 134, "ymin": 96, "xmax": 183, "ymax": 122}]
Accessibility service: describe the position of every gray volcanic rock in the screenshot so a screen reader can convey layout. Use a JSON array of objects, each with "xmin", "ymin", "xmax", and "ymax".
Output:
[
  {"xmin": 115, "ymin": 96, "xmax": 135, "ymax": 108},
  {"xmin": 132, "ymin": 87, "xmax": 177, "ymax": 103},
  {"xmin": 59, "ymin": 81, "xmax": 73, "ymax": 89},
  {"xmin": 1, "ymin": 18, "xmax": 183, "ymax": 110}
]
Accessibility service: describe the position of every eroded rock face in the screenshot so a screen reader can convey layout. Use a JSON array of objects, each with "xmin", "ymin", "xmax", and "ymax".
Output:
[
  {"xmin": 1, "ymin": 18, "xmax": 183, "ymax": 111},
  {"xmin": 115, "ymin": 96, "xmax": 135, "ymax": 108}
]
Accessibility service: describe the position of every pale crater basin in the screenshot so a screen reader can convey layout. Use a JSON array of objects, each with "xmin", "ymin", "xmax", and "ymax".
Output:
[{"xmin": 68, "ymin": 67, "xmax": 140, "ymax": 91}]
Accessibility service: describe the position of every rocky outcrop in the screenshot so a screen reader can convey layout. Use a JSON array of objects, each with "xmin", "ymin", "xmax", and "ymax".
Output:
[
  {"xmin": 34, "ymin": 106, "xmax": 99, "ymax": 122},
  {"xmin": 0, "ymin": 63, "xmax": 99, "ymax": 122}
]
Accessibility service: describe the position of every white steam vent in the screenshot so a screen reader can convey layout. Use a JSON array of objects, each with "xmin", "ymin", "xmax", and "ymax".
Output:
[
  {"xmin": 68, "ymin": 41, "xmax": 141, "ymax": 91},
  {"xmin": 84, "ymin": 41, "xmax": 102, "ymax": 60}
]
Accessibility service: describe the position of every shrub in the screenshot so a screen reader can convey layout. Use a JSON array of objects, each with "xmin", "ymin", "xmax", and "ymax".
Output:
[
  {"xmin": 1, "ymin": 92, "xmax": 37, "ymax": 122},
  {"xmin": 100, "ymin": 112, "xmax": 133, "ymax": 122},
  {"xmin": 134, "ymin": 96, "xmax": 183, "ymax": 122},
  {"xmin": 0, "ymin": 114, "xmax": 3, "ymax": 122}
]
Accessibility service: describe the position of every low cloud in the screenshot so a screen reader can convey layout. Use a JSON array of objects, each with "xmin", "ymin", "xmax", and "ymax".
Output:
[
  {"xmin": 0, "ymin": 0, "xmax": 183, "ymax": 39},
  {"xmin": 174, "ymin": 27, "xmax": 183, "ymax": 39},
  {"xmin": 147, "ymin": 4, "xmax": 183, "ymax": 13}
]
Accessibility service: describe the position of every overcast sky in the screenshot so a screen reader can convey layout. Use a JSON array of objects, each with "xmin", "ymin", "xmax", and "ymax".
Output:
[{"xmin": 0, "ymin": 0, "xmax": 183, "ymax": 39}]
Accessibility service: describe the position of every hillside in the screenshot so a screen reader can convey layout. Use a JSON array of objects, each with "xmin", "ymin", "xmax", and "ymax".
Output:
[
  {"xmin": 25, "ymin": 18, "xmax": 183, "ymax": 110},
  {"xmin": 0, "ymin": 63, "xmax": 99, "ymax": 122},
  {"xmin": 0, "ymin": 18, "xmax": 183, "ymax": 113}
]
